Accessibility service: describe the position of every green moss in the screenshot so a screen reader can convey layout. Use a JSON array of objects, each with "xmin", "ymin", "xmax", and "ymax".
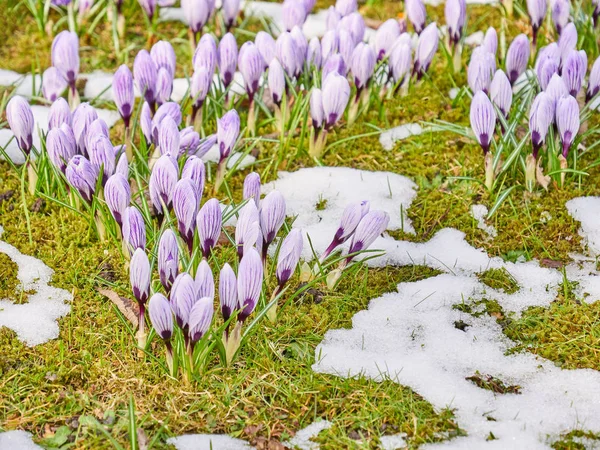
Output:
[
  {"xmin": 478, "ymin": 268, "xmax": 519, "ymax": 295},
  {"xmin": 465, "ymin": 372, "xmax": 521, "ymax": 395},
  {"xmin": 552, "ymin": 430, "xmax": 600, "ymax": 450},
  {"xmin": 0, "ymin": 253, "xmax": 19, "ymax": 301}
]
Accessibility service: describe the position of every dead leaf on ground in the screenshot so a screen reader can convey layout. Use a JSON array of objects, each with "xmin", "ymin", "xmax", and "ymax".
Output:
[{"xmin": 97, "ymin": 288, "xmax": 139, "ymax": 328}]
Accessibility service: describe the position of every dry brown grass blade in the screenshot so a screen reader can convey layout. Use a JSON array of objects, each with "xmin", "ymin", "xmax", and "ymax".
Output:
[{"xmin": 97, "ymin": 288, "xmax": 139, "ymax": 328}]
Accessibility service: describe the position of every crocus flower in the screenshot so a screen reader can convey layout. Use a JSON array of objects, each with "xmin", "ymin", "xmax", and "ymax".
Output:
[
  {"xmin": 158, "ymin": 229, "xmax": 179, "ymax": 293},
  {"xmin": 282, "ymin": 1, "xmax": 306, "ymax": 31},
  {"xmin": 340, "ymin": 11, "xmax": 365, "ymax": 44},
  {"xmin": 346, "ymin": 211, "xmax": 390, "ymax": 262},
  {"xmin": 291, "ymin": 26, "xmax": 308, "ymax": 71},
  {"xmin": 65, "ymin": 155, "xmax": 97, "ymax": 202},
  {"xmin": 178, "ymin": 127, "xmax": 199, "ymax": 156},
  {"xmin": 149, "ymin": 154, "xmax": 179, "ymax": 215},
  {"xmin": 218, "ymin": 33, "xmax": 238, "ymax": 88},
  {"xmin": 134, "ymin": 50, "xmax": 157, "ymax": 107},
  {"xmin": 116, "ymin": 153, "xmax": 129, "ymax": 178},
  {"xmin": 219, "ymin": 263, "xmax": 238, "ymax": 322},
  {"xmin": 151, "ymin": 41, "xmax": 177, "ymax": 78},
  {"xmin": 322, "ymin": 72, "xmax": 350, "ymax": 129},
  {"xmin": 326, "ymin": 5, "xmax": 341, "ymax": 30},
  {"xmin": 222, "ymin": 0, "xmax": 241, "ymax": 29},
  {"xmin": 470, "ymin": 91, "xmax": 496, "ymax": 154},
  {"xmin": 149, "ymin": 293, "xmax": 174, "ymax": 340},
  {"xmin": 243, "ymin": 172, "xmax": 261, "ymax": 208},
  {"xmin": 323, "ymin": 200, "xmax": 369, "ymax": 259},
  {"xmin": 170, "ymin": 273, "xmax": 196, "ymax": 328},
  {"xmin": 335, "ymin": 0, "xmax": 356, "ymax": 16},
  {"xmin": 558, "ymin": 22, "xmax": 577, "ymax": 60},
  {"xmin": 152, "ymin": 102, "xmax": 183, "ymax": 143},
  {"xmin": 321, "ymin": 29, "xmax": 339, "ymax": 63},
  {"xmin": 259, "ymin": 190, "xmax": 286, "ymax": 257},
  {"xmin": 552, "ymin": 0, "xmax": 569, "ymax": 34},
  {"xmin": 390, "ymin": 41, "xmax": 412, "ymax": 85},
  {"xmin": 6, "ymin": 96, "xmax": 34, "ymax": 155},
  {"xmin": 197, "ymin": 198, "xmax": 222, "ymax": 258},
  {"xmin": 122, "ymin": 206, "xmax": 147, "ymax": 253},
  {"xmin": 237, "ymin": 248, "xmax": 263, "ymax": 322},
  {"xmin": 48, "ymin": 98, "xmax": 72, "ymax": 129},
  {"xmin": 587, "ymin": 56, "xmax": 600, "ymax": 102},
  {"xmin": 88, "ymin": 135, "xmax": 115, "ymax": 182},
  {"xmin": 351, "ymin": 43, "xmax": 376, "ymax": 91},
  {"xmin": 173, "ymin": 179, "xmax": 198, "ymax": 251},
  {"xmin": 188, "ymin": 297, "xmax": 214, "ymax": 345},
  {"xmin": 537, "ymin": 57, "xmax": 559, "ymax": 90},
  {"xmin": 375, "ymin": 19, "xmax": 401, "ymax": 60},
  {"xmin": 72, "ymin": 102, "xmax": 98, "ymax": 154},
  {"xmin": 217, "ymin": 109, "xmax": 240, "ymax": 162},
  {"xmin": 195, "ymin": 259, "xmax": 215, "ymax": 299},
  {"xmin": 545, "ymin": 74, "xmax": 568, "ymax": 109},
  {"xmin": 468, "ymin": 47, "xmax": 496, "ymax": 94},
  {"xmin": 158, "ymin": 115, "xmax": 180, "ymax": 157},
  {"xmin": 490, "ymin": 70, "xmax": 512, "ymax": 118},
  {"xmin": 505, "ymin": 34, "xmax": 530, "ymax": 84},
  {"xmin": 277, "ymin": 32, "xmax": 301, "ymax": 79},
  {"xmin": 46, "ymin": 127, "xmax": 76, "ymax": 173},
  {"xmin": 238, "ymin": 42, "xmax": 264, "ymax": 101},
  {"xmin": 529, "ymin": 92, "xmax": 554, "ymax": 157},
  {"xmin": 321, "ymin": 54, "xmax": 347, "ymax": 83},
  {"xmin": 255, "ymin": 31, "xmax": 276, "ymax": 68},
  {"xmin": 156, "ymin": 67, "xmax": 173, "ymax": 105},
  {"xmin": 191, "ymin": 67, "xmax": 212, "ymax": 116},
  {"xmin": 197, "ymin": 134, "xmax": 217, "ymax": 158},
  {"xmin": 140, "ymin": 102, "xmax": 153, "ymax": 145},
  {"xmin": 307, "ymin": 37, "xmax": 322, "ymax": 69},
  {"xmin": 182, "ymin": 0, "xmax": 210, "ymax": 34},
  {"xmin": 138, "ymin": 0, "xmax": 157, "ymax": 19},
  {"xmin": 42, "ymin": 67, "xmax": 68, "ymax": 102},
  {"xmin": 414, "ymin": 23, "xmax": 439, "ymax": 79},
  {"xmin": 483, "ymin": 27, "xmax": 498, "ymax": 56},
  {"xmin": 182, "ymin": 156, "xmax": 205, "ymax": 201},
  {"xmin": 193, "ymin": 34, "xmax": 218, "ymax": 75},
  {"xmin": 51, "ymin": 31, "xmax": 79, "ymax": 90},
  {"xmin": 562, "ymin": 50, "xmax": 587, "ymax": 97},
  {"xmin": 527, "ymin": 0, "xmax": 547, "ymax": 43},
  {"xmin": 130, "ymin": 248, "xmax": 150, "ymax": 306},
  {"xmin": 268, "ymin": 59, "xmax": 285, "ymax": 105},
  {"xmin": 112, "ymin": 65, "xmax": 134, "ymax": 128},
  {"xmin": 310, "ymin": 88, "xmax": 324, "ymax": 130},
  {"xmin": 556, "ymin": 95, "xmax": 579, "ymax": 157},
  {"xmin": 85, "ymin": 118, "xmax": 110, "ymax": 151},
  {"xmin": 104, "ymin": 174, "xmax": 131, "ymax": 228},
  {"xmin": 276, "ymin": 229, "xmax": 303, "ymax": 286},
  {"xmin": 235, "ymin": 201, "xmax": 260, "ymax": 259},
  {"xmin": 406, "ymin": 0, "xmax": 426, "ymax": 34},
  {"xmin": 445, "ymin": 0, "xmax": 466, "ymax": 45}
]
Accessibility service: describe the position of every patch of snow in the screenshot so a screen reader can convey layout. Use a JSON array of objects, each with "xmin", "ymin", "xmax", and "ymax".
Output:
[
  {"xmin": 200, "ymin": 145, "xmax": 255, "ymax": 169},
  {"xmin": 379, "ymin": 124, "xmax": 426, "ymax": 151},
  {"xmin": 284, "ymin": 420, "xmax": 333, "ymax": 449},
  {"xmin": 566, "ymin": 197, "xmax": 600, "ymax": 255},
  {"xmin": 0, "ymin": 431, "xmax": 43, "ymax": 449},
  {"xmin": 464, "ymin": 31, "xmax": 484, "ymax": 47},
  {"xmin": 449, "ymin": 88, "xmax": 459, "ymax": 100},
  {"xmin": 470, "ymin": 204, "xmax": 497, "ymax": 238},
  {"xmin": 0, "ymin": 229, "xmax": 73, "ymax": 346},
  {"xmin": 380, "ymin": 433, "xmax": 408, "ymax": 450},
  {"xmin": 167, "ymin": 434, "xmax": 253, "ymax": 450}
]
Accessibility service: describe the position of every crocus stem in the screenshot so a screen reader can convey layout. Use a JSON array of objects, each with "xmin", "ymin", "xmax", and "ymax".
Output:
[
  {"xmin": 452, "ymin": 42, "xmax": 463, "ymax": 73},
  {"xmin": 503, "ymin": 0, "xmax": 513, "ymax": 17},
  {"xmin": 94, "ymin": 211, "xmax": 106, "ymax": 241},
  {"xmin": 266, "ymin": 286, "xmax": 281, "ymax": 323},
  {"xmin": 248, "ymin": 100, "xmax": 256, "ymax": 136},
  {"xmin": 136, "ymin": 303, "xmax": 147, "ymax": 354},
  {"xmin": 188, "ymin": 28, "xmax": 196, "ymax": 55},
  {"xmin": 165, "ymin": 341, "xmax": 174, "ymax": 376},
  {"xmin": 484, "ymin": 152, "xmax": 494, "ymax": 191},
  {"xmin": 213, "ymin": 158, "xmax": 227, "ymax": 194},
  {"xmin": 559, "ymin": 154, "xmax": 568, "ymax": 187},
  {"xmin": 224, "ymin": 321, "xmax": 243, "ymax": 366},
  {"xmin": 309, "ymin": 129, "xmax": 327, "ymax": 159},
  {"xmin": 525, "ymin": 154, "xmax": 536, "ymax": 192},
  {"xmin": 68, "ymin": 85, "xmax": 80, "ymax": 110},
  {"xmin": 347, "ymin": 96, "xmax": 360, "ymax": 127},
  {"xmin": 26, "ymin": 160, "xmax": 37, "ymax": 196},
  {"xmin": 125, "ymin": 126, "xmax": 133, "ymax": 162}
]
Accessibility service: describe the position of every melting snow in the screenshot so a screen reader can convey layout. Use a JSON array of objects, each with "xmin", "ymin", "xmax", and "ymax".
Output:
[
  {"xmin": 0, "ymin": 225, "xmax": 73, "ymax": 346},
  {"xmin": 0, "ymin": 431, "xmax": 43, "ymax": 449},
  {"xmin": 379, "ymin": 124, "xmax": 426, "ymax": 151},
  {"xmin": 566, "ymin": 197, "xmax": 600, "ymax": 256},
  {"xmin": 380, "ymin": 433, "xmax": 408, "ymax": 450},
  {"xmin": 470, "ymin": 204, "xmax": 497, "ymax": 238},
  {"xmin": 284, "ymin": 420, "xmax": 333, "ymax": 449}
]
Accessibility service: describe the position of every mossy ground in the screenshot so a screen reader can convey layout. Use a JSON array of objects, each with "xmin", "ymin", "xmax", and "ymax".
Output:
[{"xmin": 2, "ymin": 0, "xmax": 600, "ymax": 448}]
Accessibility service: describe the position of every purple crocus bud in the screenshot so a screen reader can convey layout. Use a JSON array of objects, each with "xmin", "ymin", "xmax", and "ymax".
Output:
[
  {"xmin": 219, "ymin": 263, "xmax": 237, "ymax": 322},
  {"xmin": 6, "ymin": 95, "xmax": 34, "ymax": 155},
  {"xmin": 282, "ymin": 0, "xmax": 306, "ymax": 31},
  {"xmin": 112, "ymin": 65, "xmax": 134, "ymax": 128},
  {"xmin": 340, "ymin": 12, "xmax": 365, "ymax": 43},
  {"xmin": 173, "ymin": 178, "xmax": 198, "ymax": 251},
  {"xmin": 347, "ymin": 211, "xmax": 390, "ymax": 260},
  {"xmin": 325, "ymin": 201, "xmax": 369, "ymax": 258},
  {"xmin": 122, "ymin": 206, "xmax": 146, "ymax": 254},
  {"xmin": 337, "ymin": 29, "xmax": 355, "ymax": 68},
  {"xmin": 483, "ymin": 27, "xmax": 498, "ymax": 56},
  {"xmin": 470, "ymin": 91, "xmax": 496, "ymax": 154},
  {"xmin": 321, "ymin": 30, "xmax": 339, "ymax": 65},
  {"xmin": 130, "ymin": 248, "xmax": 150, "ymax": 305},
  {"xmin": 182, "ymin": 0, "xmax": 210, "ymax": 34},
  {"xmin": 276, "ymin": 229, "xmax": 303, "ymax": 286},
  {"xmin": 307, "ymin": 37, "xmax": 322, "ymax": 69},
  {"xmin": 61, "ymin": 123, "xmax": 77, "ymax": 152},
  {"xmin": 351, "ymin": 43, "xmax": 376, "ymax": 91},
  {"xmin": 42, "ymin": 67, "xmax": 67, "ymax": 102},
  {"xmin": 389, "ymin": 42, "xmax": 412, "ymax": 84},
  {"xmin": 556, "ymin": 95, "xmax": 579, "ymax": 157},
  {"xmin": 505, "ymin": 34, "xmax": 530, "ymax": 84},
  {"xmin": 180, "ymin": 127, "xmax": 201, "ymax": 156},
  {"xmin": 188, "ymin": 297, "xmax": 213, "ymax": 343},
  {"xmin": 468, "ymin": 47, "xmax": 496, "ymax": 94},
  {"xmin": 149, "ymin": 293, "xmax": 173, "ymax": 340},
  {"xmin": 197, "ymin": 198, "xmax": 222, "ymax": 258},
  {"xmin": 85, "ymin": 118, "xmax": 110, "ymax": 151},
  {"xmin": 277, "ymin": 32, "xmax": 301, "ymax": 79},
  {"xmin": 259, "ymin": 190, "xmax": 286, "ymax": 251},
  {"xmin": 134, "ymin": 50, "xmax": 157, "ymax": 106},
  {"xmin": 140, "ymin": 102, "xmax": 153, "ymax": 145},
  {"xmin": 322, "ymin": 72, "xmax": 350, "ymax": 129},
  {"xmin": 552, "ymin": 0, "xmax": 569, "ymax": 35},
  {"xmin": 535, "ymin": 43, "xmax": 561, "ymax": 74},
  {"xmin": 490, "ymin": 70, "xmax": 512, "ymax": 118},
  {"xmin": 268, "ymin": 59, "xmax": 285, "ymax": 105},
  {"xmin": 235, "ymin": 201, "xmax": 260, "ymax": 259},
  {"xmin": 238, "ymin": 42, "xmax": 263, "ymax": 100},
  {"xmin": 414, "ymin": 23, "xmax": 439, "ymax": 79},
  {"xmin": 72, "ymin": 102, "xmax": 98, "ymax": 154},
  {"xmin": 321, "ymin": 54, "xmax": 347, "ymax": 83},
  {"xmin": 335, "ymin": 0, "xmax": 356, "ymax": 16},
  {"xmin": 558, "ymin": 22, "xmax": 576, "ymax": 60},
  {"xmin": 375, "ymin": 19, "xmax": 401, "ymax": 60},
  {"xmin": 170, "ymin": 273, "xmax": 196, "ymax": 328},
  {"xmin": 243, "ymin": 172, "xmax": 261, "ymax": 208},
  {"xmin": 526, "ymin": 0, "xmax": 547, "ymax": 42},
  {"xmin": 218, "ymin": 33, "xmax": 238, "ymax": 88},
  {"xmin": 151, "ymin": 41, "xmax": 177, "ymax": 78},
  {"xmin": 46, "ymin": 127, "xmax": 76, "ymax": 173},
  {"xmin": 545, "ymin": 74, "xmax": 568, "ymax": 110},
  {"xmin": 48, "ymin": 98, "xmax": 72, "ymax": 129},
  {"xmin": 310, "ymin": 88, "xmax": 324, "ymax": 129},
  {"xmin": 406, "ymin": 0, "xmax": 426, "ymax": 34},
  {"xmin": 191, "ymin": 67, "xmax": 212, "ymax": 112},
  {"xmin": 79, "ymin": 0, "xmax": 94, "ymax": 14},
  {"xmin": 529, "ymin": 92, "xmax": 554, "ymax": 157},
  {"xmin": 326, "ymin": 5, "xmax": 341, "ymax": 30},
  {"xmin": 51, "ymin": 31, "xmax": 79, "ymax": 90},
  {"xmin": 538, "ymin": 57, "xmax": 559, "ymax": 91},
  {"xmin": 88, "ymin": 135, "xmax": 115, "ymax": 182},
  {"xmin": 300, "ymin": 0, "xmax": 315, "ymax": 14},
  {"xmin": 182, "ymin": 155, "xmax": 205, "ymax": 200},
  {"xmin": 255, "ymin": 31, "xmax": 276, "ymax": 68},
  {"xmin": 104, "ymin": 173, "xmax": 131, "ymax": 228},
  {"xmin": 116, "ymin": 153, "xmax": 129, "ymax": 178},
  {"xmin": 138, "ymin": 0, "xmax": 157, "ymax": 19},
  {"xmin": 290, "ymin": 26, "xmax": 308, "ymax": 71},
  {"xmin": 156, "ymin": 67, "xmax": 173, "ymax": 105},
  {"xmin": 222, "ymin": 0, "xmax": 241, "ymax": 29},
  {"xmin": 158, "ymin": 116, "xmax": 180, "ymax": 157},
  {"xmin": 152, "ymin": 102, "xmax": 182, "ymax": 143},
  {"xmin": 195, "ymin": 259, "xmax": 215, "ymax": 299},
  {"xmin": 197, "ymin": 134, "xmax": 217, "ymax": 158},
  {"xmin": 65, "ymin": 155, "xmax": 97, "ymax": 202},
  {"xmin": 52, "ymin": 0, "xmax": 72, "ymax": 5},
  {"xmin": 217, "ymin": 109, "xmax": 240, "ymax": 161},
  {"xmin": 237, "ymin": 248, "xmax": 263, "ymax": 322},
  {"xmin": 193, "ymin": 34, "xmax": 218, "ymax": 75},
  {"xmin": 150, "ymin": 155, "xmax": 178, "ymax": 216},
  {"xmin": 445, "ymin": 0, "xmax": 466, "ymax": 45},
  {"xmin": 562, "ymin": 50, "xmax": 587, "ymax": 97},
  {"xmin": 587, "ymin": 56, "xmax": 600, "ymax": 102},
  {"xmin": 158, "ymin": 229, "xmax": 178, "ymax": 294}
]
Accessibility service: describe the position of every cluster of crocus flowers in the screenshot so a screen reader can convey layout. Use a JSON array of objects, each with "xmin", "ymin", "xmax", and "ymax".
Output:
[{"xmin": 43, "ymin": 31, "xmax": 80, "ymax": 107}]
